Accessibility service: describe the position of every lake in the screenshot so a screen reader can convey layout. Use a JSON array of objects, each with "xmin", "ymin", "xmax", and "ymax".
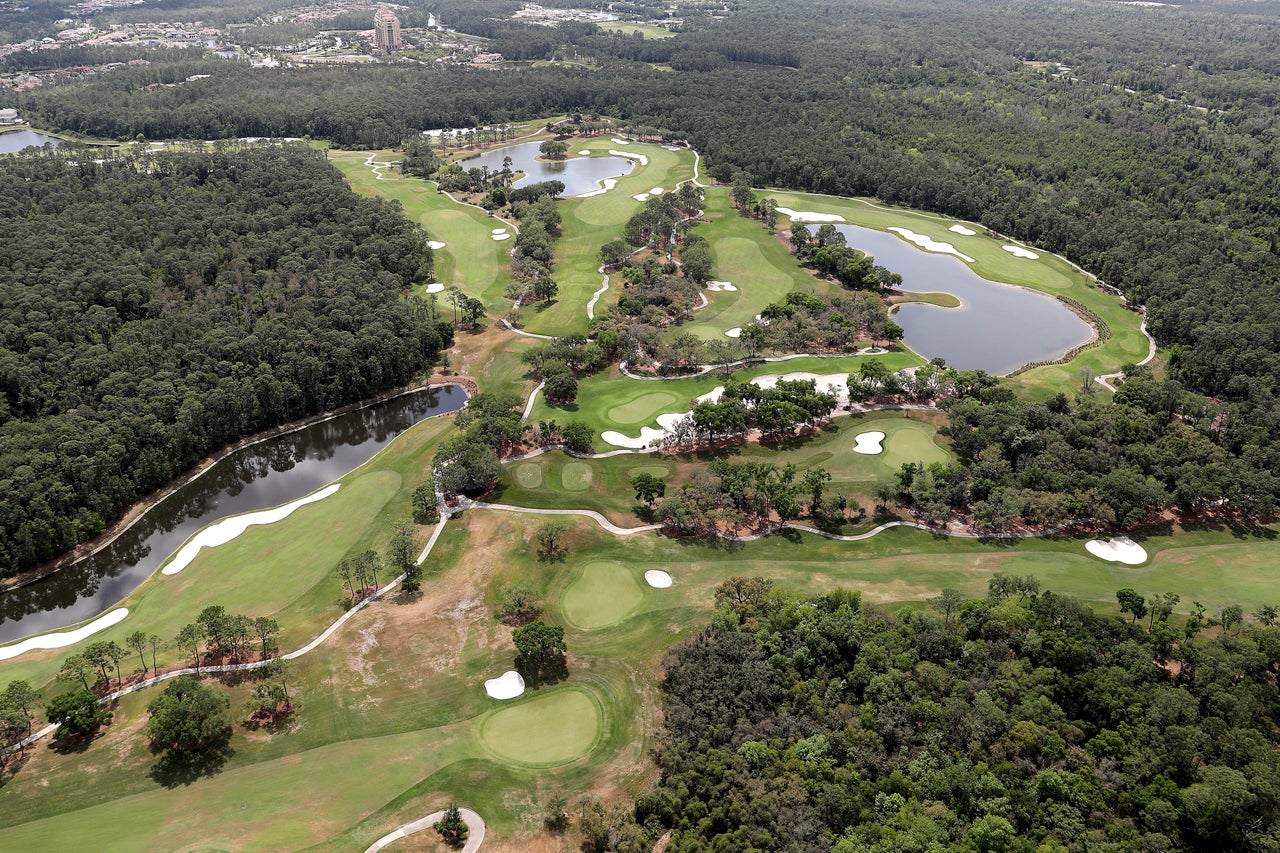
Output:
[
  {"xmin": 459, "ymin": 140, "xmax": 636, "ymax": 197},
  {"xmin": 0, "ymin": 385, "xmax": 467, "ymax": 643},
  {"xmin": 0, "ymin": 130, "xmax": 62, "ymax": 154},
  {"xmin": 822, "ymin": 224, "xmax": 1093, "ymax": 374}
]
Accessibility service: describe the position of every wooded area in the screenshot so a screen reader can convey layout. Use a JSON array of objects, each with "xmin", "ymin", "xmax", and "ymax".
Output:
[{"xmin": 0, "ymin": 145, "xmax": 452, "ymax": 577}]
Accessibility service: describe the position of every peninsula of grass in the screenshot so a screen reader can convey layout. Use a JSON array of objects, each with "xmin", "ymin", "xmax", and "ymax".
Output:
[
  {"xmin": 527, "ymin": 352, "xmax": 923, "ymax": 451},
  {"xmin": 889, "ymin": 290, "xmax": 962, "ymax": 309},
  {"xmin": 762, "ymin": 189, "xmax": 1151, "ymax": 396}
]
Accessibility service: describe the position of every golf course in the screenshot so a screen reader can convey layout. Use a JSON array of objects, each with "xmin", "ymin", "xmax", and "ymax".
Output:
[{"xmin": 2, "ymin": 125, "xmax": 1277, "ymax": 853}]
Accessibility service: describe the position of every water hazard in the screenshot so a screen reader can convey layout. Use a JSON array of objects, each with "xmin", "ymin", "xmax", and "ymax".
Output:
[
  {"xmin": 459, "ymin": 140, "xmax": 636, "ymax": 197},
  {"xmin": 0, "ymin": 385, "xmax": 467, "ymax": 643},
  {"xmin": 0, "ymin": 130, "xmax": 62, "ymax": 154},
  {"xmin": 823, "ymin": 224, "xmax": 1093, "ymax": 374}
]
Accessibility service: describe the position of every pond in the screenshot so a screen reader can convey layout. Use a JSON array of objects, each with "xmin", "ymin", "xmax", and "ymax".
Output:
[
  {"xmin": 459, "ymin": 140, "xmax": 636, "ymax": 197},
  {"xmin": 0, "ymin": 385, "xmax": 468, "ymax": 643},
  {"xmin": 821, "ymin": 224, "xmax": 1093, "ymax": 374},
  {"xmin": 0, "ymin": 130, "xmax": 62, "ymax": 154}
]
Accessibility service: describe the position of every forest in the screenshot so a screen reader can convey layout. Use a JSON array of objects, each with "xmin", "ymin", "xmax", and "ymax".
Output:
[
  {"xmin": 596, "ymin": 579, "xmax": 1280, "ymax": 852},
  {"xmin": 0, "ymin": 145, "xmax": 452, "ymax": 577}
]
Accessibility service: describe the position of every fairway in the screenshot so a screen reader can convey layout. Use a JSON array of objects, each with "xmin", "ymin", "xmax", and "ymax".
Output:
[
  {"xmin": 608, "ymin": 391, "xmax": 677, "ymax": 424},
  {"xmin": 562, "ymin": 561, "xmax": 644, "ymax": 629},
  {"xmin": 561, "ymin": 461, "xmax": 595, "ymax": 491},
  {"xmin": 479, "ymin": 687, "xmax": 602, "ymax": 765}
]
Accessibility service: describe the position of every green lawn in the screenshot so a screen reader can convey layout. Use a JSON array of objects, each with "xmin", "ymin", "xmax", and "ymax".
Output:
[
  {"xmin": 597, "ymin": 22, "xmax": 677, "ymax": 38},
  {"xmin": 479, "ymin": 686, "xmax": 603, "ymax": 766},
  {"xmin": 528, "ymin": 352, "xmax": 922, "ymax": 451},
  {"xmin": 561, "ymin": 561, "xmax": 645, "ymax": 629},
  {"xmin": 518, "ymin": 140, "xmax": 697, "ymax": 336},
  {"xmin": 762, "ymin": 189, "xmax": 1151, "ymax": 397}
]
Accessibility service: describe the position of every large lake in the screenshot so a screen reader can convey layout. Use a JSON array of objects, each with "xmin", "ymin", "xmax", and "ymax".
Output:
[
  {"xmin": 0, "ymin": 129, "xmax": 62, "ymax": 154},
  {"xmin": 824, "ymin": 224, "xmax": 1093, "ymax": 374},
  {"xmin": 0, "ymin": 385, "xmax": 467, "ymax": 643},
  {"xmin": 459, "ymin": 140, "xmax": 635, "ymax": 197}
]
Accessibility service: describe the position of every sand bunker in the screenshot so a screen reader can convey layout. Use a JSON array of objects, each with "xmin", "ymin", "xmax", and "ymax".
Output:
[
  {"xmin": 427, "ymin": 240, "xmax": 447, "ymax": 250},
  {"xmin": 610, "ymin": 150, "xmax": 649, "ymax": 166},
  {"xmin": 0, "ymin": 608, "xmax": 129, "ymax": 661},
  {"xmin": 578, "ymin": 150, "xmax": 591, "ymax": 155},
  {"xmin": 162, "ymin": 484, "xmax": 341, "ymax": 576},
  {"xmin": 484, "ymin": 670, "xmax": 526, "ymax": 700},
  {"xmin": 853, "ymin": 431, "xmax": 886, "ymax": 455},
  {"xmin": 1003, "ymin": 245, "xmax": 1040, "ymax": 259},
  {"xmin": 425, "ymin": 283, "xmax": 445, "ymax": 294},
  {"xmin": 724, "ymin": 328, "xmax": 743, "ymax": 338},
  {"xmin": 578, "ymin": 178, "xmax": 618, "ymax": 199},
  {"xmin": 650, "ymin": 187, "xmax": 665, "ymax": 195},
  {"xmin": 887, "ymin": 227, "xmax": 976, "ymax": 263},
  {"xmin": 1085, "ymin": 536, "xmax": 1148, "ymax": 565},
  {"xmin": 492, "ymin": 233, "xmax": 511, "ymax": 241},
  {"xmin": 663, "ymin": 144, "xmax": 682, "ymax": 151},
  {"xmin": 633, "ymin": 193, "xmax": 650, "ymax": 202},
  {"xmin": 492, "ymin": 228, "xmax": 507, "ymax": 234},
  {"xmin": 706, "ymin": 281, "xmax": 738, "ymax": 292},
  {"xmin": 776, "ymin": 207, "xmax": 845, "ymax": 223},
  {"xmin": 644, "ymin": 570, "xmax": 673, "ymax": 588},
  {"xmin": 611, "ymin": 138, "xmax": 631, "ymax": 145},
  {"xmin": 948, "ymin": 224, "xmax": 976, "ymax": 236}
]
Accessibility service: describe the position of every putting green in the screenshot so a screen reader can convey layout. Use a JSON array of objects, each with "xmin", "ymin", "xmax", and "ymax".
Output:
[
  {"xmin": 562, "ymin": 560, "xmax": 644, "ymax": 629},
  {"xmin": 561, "ymin": 461, "xmax": 595, "ymax": 491},
  {"xmin": 627, "ymin": 464, "xmax": 671, "ymax": 479},
  {"xmin": 606, "ymin": 391, "xmax": 677, "ymax": 425},
  {"xmin": 878, "ymin": 422, "xmax": 951, "ymax": 470},
  {"xmin": 514, "ymin": 462, "xmax": 544, "ymax": 489},
  {"xmin": 479, "ymin": 687, "xmax": 602, "ymax": 765}
]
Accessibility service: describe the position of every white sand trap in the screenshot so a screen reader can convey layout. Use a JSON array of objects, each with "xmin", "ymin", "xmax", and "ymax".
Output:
[
  {"xmin": 853, "ymin": 431, "xmax": 886, "ymax": 455},
  {"xmin": 484, "ymin": 670, "xmax": 526, "ymax": 700},
  {"xmin": 650, "ymin": 187, "xmax": 665, "ymax": 195},
  {"xmin": 577, "ymin": 178, "xmax": 618, "ymax": 198},
  {"xmin": 578, "ymin": 150, "xmax": 591, "ymax": 155},
  {"xmin": 602, "ymin": 425, "xmax": 666, "ymax": 449},
  {"xmin": 663, "ymin": 144, "xmax": 682, "ymax": 151},
  {"xmin": 645, "ymin": 570, "xmax": 673, "ymax": 588},
  {"xmin": 724, "ymin": 327, "xmax": 743, "ymax": 338},
  {"xmin": 1086, "ymin": 536, "xmax": 1148, "ymax": 565},
  {"xmin": 887, "ymin": 227, "xmax": 976, "ymax": 263},
  {"xmin": 427, "ymin": 240, "xmax": 447, "ymax": 250},
  {"xmin": 948, "ymin": 224, "xmax": 976, "ymax": 236},
  {"xmin": 492, "ymin": 228, "xmax": 508, "ymax": 234},
  {"xmin": 492, "ymin": 233, "xmax": 511, "ymax": 241},
  {"xmin": 611, "ymin": 137, "xmax": 631, "ymax": 144},
  {"xmin": 610, "ymin": 150, "xmax": 649, "ymax": 166},
  {"xmin": 162, "ymin": 484, "xmax": 340, "ymax": 576},
  {"xmin": 0, "ymin": 608, "xmax": 129, "ymax": 662},
  {"xmin": 775, "ymin": 207, "xmax": 845, "ymax": 223},
  {"xmin": 425, "ymin": 283, "xmax": 445, "ymax": 294},
  {"xmin": 1003, "ymin": 245, "xmax": 1040, "ymax": 259},
  {"xmin": 633, "ymin": 193, "xmax": 650, "ymax": 202},
  {"xmin": 706, "ymin": 281, "xmax": 738, "ymax": 292}
]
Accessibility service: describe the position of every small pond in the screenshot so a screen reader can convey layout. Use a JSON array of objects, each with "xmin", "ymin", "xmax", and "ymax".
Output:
[
  {"xmin": 0, "ymin": 385, "xmax": 467, "ymax": 643},
  {"xmin": 820, "ymin": 224, "xmax": 1093, "ymax": 374},
  {"xmin": 459, "ymin": 140, "xmax": 636, "ymax": 197},
  {"xmin": 0, "ymin": 130, "xmax": 62, "ymax": 154}
]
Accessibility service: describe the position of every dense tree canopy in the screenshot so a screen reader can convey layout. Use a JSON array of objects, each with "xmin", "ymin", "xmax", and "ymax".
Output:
[{"xmin": 0, "ymin": 145, "xmax": 451, "ymax": 576}]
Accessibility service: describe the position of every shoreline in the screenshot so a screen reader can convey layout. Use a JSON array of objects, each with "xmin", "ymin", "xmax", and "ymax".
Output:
[{"xmin": 0, "ymin": 373, "xmax": 469, "ymax": 596}]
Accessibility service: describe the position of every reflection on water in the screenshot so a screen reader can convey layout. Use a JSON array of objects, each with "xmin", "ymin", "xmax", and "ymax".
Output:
[
  {"xmin": 0, "ymin": 130, "xmax": 62, "ymax": 154},
  {"xmin": 0, "ymin": 386, "xmax": 467, "ymax": 643},
  {"xmin": 459, "ymin": 140, "xmax": 636, "ymax": 196},
  {"xmin": 821, "ymin": 224, "xmax": 1093, "ymax": 374}
]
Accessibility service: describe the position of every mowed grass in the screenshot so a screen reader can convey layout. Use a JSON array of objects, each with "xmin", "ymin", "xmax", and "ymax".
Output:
[
  {"xmin": 518, "ymin": 140, "xmax": 696, "ymax": 336},
  {"xmin": 479, "ymin": 686, "xmax": 603, "ymax": 765},
  {"xmin": 597, "ymin": 22, "xmax": 677, "ymax": 38},
  {"xmin": 528, "ymin": 352, "xmax": 923, "ymax": 452},
  {"xmin": 562, "ymin": 561, "xmax": 645, "ymax": 629},
  {"xmin": 330, "ymin": 151, "xmax": 516, "ymax": 312},
  {"xmin": 681, "ymin": 187, "xmax": 843, "ymax": 340},
  {"xmin": 762, "ymin": 189, "xmax": 1151, "ymax": 398},
  {"xmin": 495, "ymin": 411, "xmax": 952, "ymax": 527}
]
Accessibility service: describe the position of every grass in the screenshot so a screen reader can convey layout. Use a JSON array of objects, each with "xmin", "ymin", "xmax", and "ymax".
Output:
[
  {"xmin": 517, "ymin": 140, "xmax": 697, "ymax": 337},
  {"xmin": 479, "ymin": 686, "xmax": 603, "ymax": 766},
  {"xmin": 329, "ymin": 151, "xmax": 516, "ymax": 313},
  {"xmin": 890, "ymin": 291, "xmax": 962, "ymax": 309},
  {"xmin": 561, "ymin": 561, "xmax": 645, "ymax": 629},
  {"xmin": 597, "ymin": 22, "xmax": 677, "ymax": 38},
  {"xmin": 762, "ymin": 189, "xmax": 1151, "ymax": 397},
  {"xmin": 680, "ymin": 187, "xmax": 843, "ymax": 340},
  {"xmin": 528, "ymin": 352, "xmax": 923, "ymax": 452}
]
